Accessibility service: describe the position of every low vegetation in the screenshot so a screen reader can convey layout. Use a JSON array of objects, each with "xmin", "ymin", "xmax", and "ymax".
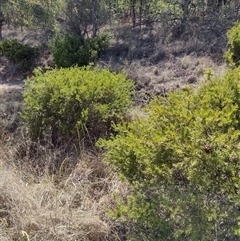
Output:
[
  {"xmin": 99, "ymin": 67, "xmax": 240, "ymax": 240},
  {"xmin": 1, "ymin": 3, "xmax": 240, "ymax": 241},
  {"xmin": 0, "ymin": 39, "xmax": 39, "ymax": 71},
  {"xmin": 49, "ymin": 33, "xmax": 110, "ymax": 68},
  {"xmin": 22, "ymin": 66, "xmax": 134, "ymax": 144},
  {"xmin": 96, "ymin": 22, "xmax": 240, "ymax": 240},
  {"xmin": 224, "ymin": 22, "xmax": 240, "ymax": 68}
]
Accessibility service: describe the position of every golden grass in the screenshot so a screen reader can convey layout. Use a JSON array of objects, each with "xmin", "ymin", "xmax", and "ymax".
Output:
[{"xmin": 0, "ymin": 151, "xmax": 128, "ymax": 241}]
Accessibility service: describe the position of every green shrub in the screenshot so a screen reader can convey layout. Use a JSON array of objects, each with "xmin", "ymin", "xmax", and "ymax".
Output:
[
  {"xmin": 224, "ymin": 22, "xmax": 240, "ymax": 67},
  {"xmin": 0, "ymin": 39, "xmax": 39, "ymax": 71},
  {"xmin": 50, "ymin": 33, "xmax": 110, "ymax": 68},
  {"xmin": 98, "ymin": 67, "xmax": 240, "ymax": 240},
  {"xmin": 22, "ymin": 66, "xmax": 134, "ymax": 144}
]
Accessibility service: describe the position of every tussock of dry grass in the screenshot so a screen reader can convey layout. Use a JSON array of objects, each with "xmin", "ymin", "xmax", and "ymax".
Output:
[{"xmin": 0, "ymin": 152, "xmax": 128, "ymax": 241}]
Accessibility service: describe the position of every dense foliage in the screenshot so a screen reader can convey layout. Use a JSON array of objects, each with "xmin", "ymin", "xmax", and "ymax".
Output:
[
  {"xmin": 1, "ymin": 0, "xmax": 238, "ymax": 42},
  {"xmin": 49, "ymin": 33, "xmax": 110, "ymax": 68},
  {"xmin": 225, "ymin": 21, "xmax": 240, "ymax": 67},
  {"xmin": 22, "ymin": 66, "xmax": 134, "ymax": 144},
  {"xmin": 65, "ymin": 0, "xmax": 109, "ymax": 37},
  {"xmin": 0, "ymin": 39, "xmax": 39, "ymax": 70},
  {"xmin": 99, "ymin": 67, "xmax": 240, "ymax": 240},
  {"xmin": 0, "ymin": 0, "xmax": 65, "ymax": 37}
]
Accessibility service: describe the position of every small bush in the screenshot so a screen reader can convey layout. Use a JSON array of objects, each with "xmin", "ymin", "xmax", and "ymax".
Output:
[
  {"xmin": 22, "ymin": 66, "xmax": 134, "ymax": 144},
  {"xmin": 224, "ymin": 22, "xmax": 240, "ymax": 67},
  {"xmin": 98, "ymin": 67, "xmax": 240, "ymax": 240},
  {"xmin": 0, "ymin": 39, "xmax": 39, "ymax": 71},
  {"xmin": 50, "ymin": 33, "xmax": 110, "ymax": 68}
]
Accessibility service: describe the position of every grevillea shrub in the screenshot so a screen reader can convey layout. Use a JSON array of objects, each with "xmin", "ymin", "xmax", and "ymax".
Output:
[
  {"xmin": 49, "ymin": 33, "xmax": 110, "ymax": 68},
  {"xmin": 0, "ymin": 39, "xmax": 39, "ymax": 70},
  {"xmin": 98, "ymin": 67, "xmax": 240, "ymax": 240},
  {"xmin": 22, "ymin": 66, "xmax": 134, "ymax": 144},
  {"xmin": 224, "ymin": 21, "xmax": 240, "ymax": 67}
]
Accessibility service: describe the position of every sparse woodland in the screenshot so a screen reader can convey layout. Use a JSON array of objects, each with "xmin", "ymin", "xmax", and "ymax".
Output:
[{"xmin": 1, "ymin": 1, "xmax": 240, "ymax": 240}]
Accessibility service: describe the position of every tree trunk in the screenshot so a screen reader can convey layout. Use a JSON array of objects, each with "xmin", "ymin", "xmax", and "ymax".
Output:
[
  {"xmin": 207, "ymin": 0, "xmax": 215, "ymax": 8},
  {"xmin": 139, "ymin": 0, "xmax": 143, "ymax": 30},
  {"xmin": 217, "ymin": 0, "xmax": 227, "ymax": 8},
  {"xmin": 0, "ymin": 10, "xmax": 4, "ymax": 40},
  {"xmin": 92, "ymin": 0, "xmax": 97, "ymax": 37},
  {"xmin": 207, "ymin": 0, "xmax": 226, "ymax": 10},
  {"xmin": 130, "ymin": 0, "xmax": 136, "ymax": 27},
  {"xmin": 180, "ymin": 0, "xmax": 191, "ymax": 34}
]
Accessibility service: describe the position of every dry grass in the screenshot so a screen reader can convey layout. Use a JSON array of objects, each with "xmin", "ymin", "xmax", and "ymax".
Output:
[
  {"xmin": 0, "ymin": 147, "xmax": 128, "ymax": 240},
  {"xmin": 98, "ymin": 23, "xmax": 227, "ymax": 106},
  {"xmin": 0, "ymin": 159, "xmax": 128, "ymax": 241}
]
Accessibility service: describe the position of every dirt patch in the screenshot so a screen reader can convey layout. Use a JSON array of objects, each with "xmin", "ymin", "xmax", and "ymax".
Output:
[
  {"xmin": 0, "ymin": 79, "xmax": 25, "ymax": 92},
  {"xmin": 0, "ymin": 57, "xmax": 25, "ymax": 92}
]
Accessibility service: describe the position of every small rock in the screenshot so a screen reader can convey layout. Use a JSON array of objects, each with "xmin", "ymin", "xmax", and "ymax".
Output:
[
  {"xmin": 136, "ymin": 76, "xmax": 151, "ymax": 88},
  {"xmin": 187, "ymin": 76, "xmax": 197, "ymax": 84}
]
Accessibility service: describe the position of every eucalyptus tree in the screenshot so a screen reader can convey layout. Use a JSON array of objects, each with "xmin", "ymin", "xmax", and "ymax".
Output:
[
  {"xmin": 0, "ymin": 0, "xmax": 66, "ymax": 40},
  {"xmin": 64, "ymin": 0, "xmax": 109, "ymax": 37},
  {"xmin": 0, "ymin": 0, "xmax": 8, "ymax": 39},
  {"xmin": 207, "ymin": 0, "xmax": 227, "ymax": 9}
]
